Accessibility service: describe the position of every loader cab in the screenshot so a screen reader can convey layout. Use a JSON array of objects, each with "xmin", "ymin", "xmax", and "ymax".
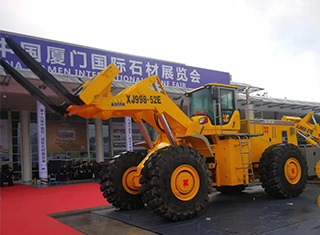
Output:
[{"xmin": 187, "ymin": 84, "xmax": 238, "ymax": 125}]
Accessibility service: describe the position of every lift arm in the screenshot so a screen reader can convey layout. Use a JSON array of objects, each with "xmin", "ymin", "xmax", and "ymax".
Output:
[
  {"xmin": 0, "ymin": 36, "xmax": 196, "ymax": 147},
  {"xmin": 66, "ymin": 63, "xmax": 192, "ymax": 135},
  {"xmin": 281, "ymin": 112, "xmax": 320, "ymax": 147}
]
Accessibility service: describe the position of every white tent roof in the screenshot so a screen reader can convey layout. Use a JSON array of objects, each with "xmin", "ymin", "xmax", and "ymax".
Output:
[{"xmin": 1, "ymin": 68, "xmax": 319, "ymax": 114}]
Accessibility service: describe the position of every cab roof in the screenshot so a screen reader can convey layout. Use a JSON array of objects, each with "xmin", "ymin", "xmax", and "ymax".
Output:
[{"xmin": 186, "ymin": 83, "xmax": 239, "ymax": 94}]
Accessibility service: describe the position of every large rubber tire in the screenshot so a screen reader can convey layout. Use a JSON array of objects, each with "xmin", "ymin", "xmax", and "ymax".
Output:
[
  {"xmin": 140, "ymin": 146, "xmax": 212, "ymax": 221},
  {"xmin": 259, "ymin": 143, "xmax": 308, "ymax": 198},
  {"xmin": 100, "ymin": 151, "xmax": 146, "ymax": 210},
  {"xmin": 216, "ymin": 185, "xmax": 245, "ymax": 194}
]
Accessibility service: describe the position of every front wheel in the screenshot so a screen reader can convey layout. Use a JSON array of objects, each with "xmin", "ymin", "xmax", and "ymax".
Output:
[
  {"xmin": 259, "ymin": 144, "xmax": 307, "ymax": 198},
  {"xmin": 140, "ymin": 146, "xmax": 212, "ymax": 221},
  {"xmin": 100, "ymin": 151, "xmax": 146, "ymax": 210}
]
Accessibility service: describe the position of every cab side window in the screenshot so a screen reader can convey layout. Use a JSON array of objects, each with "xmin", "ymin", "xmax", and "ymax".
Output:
[
  {"xmin": 221, "ymin": 89, "xmax": 234, "ymax": 110},
  {"xmin": 220, "ymin": 89, "xmax": 235, "ymax": 124}
]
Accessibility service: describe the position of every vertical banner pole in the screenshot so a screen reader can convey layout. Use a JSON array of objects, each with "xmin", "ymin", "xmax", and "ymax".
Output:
[
  {"xmin": 37, "ymin": 101, "xmax": 48, "ymax": 182},
  {"xmin": 125, "ymin": 117, "xmax": 133, "ymax": 152}
]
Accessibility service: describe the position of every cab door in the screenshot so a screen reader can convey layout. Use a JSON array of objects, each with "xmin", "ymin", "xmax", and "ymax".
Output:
[{"xmin": 218, "ymin": 87, "xmax": 236, "ymax": 125}]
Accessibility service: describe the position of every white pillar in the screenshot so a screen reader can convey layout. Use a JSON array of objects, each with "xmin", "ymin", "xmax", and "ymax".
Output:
[
  {"xmin": 21, "ymin": 111, "xmax": 31, "ymax": 182},
  {"xmin": 95, "ymin": 118, "xmax": 104, "ymax": 162}
]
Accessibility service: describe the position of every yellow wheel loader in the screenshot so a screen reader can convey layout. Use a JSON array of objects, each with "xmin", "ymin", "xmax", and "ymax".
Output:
[{"xmin": 1, "ymin": 36, "xmax": 320, "ymax": 221}]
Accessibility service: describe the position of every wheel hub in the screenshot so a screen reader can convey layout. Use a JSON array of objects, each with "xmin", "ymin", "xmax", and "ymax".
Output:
[
  {"xmin": 122, "ymin": 167, "xmax": 140, "ymax": 195},
  {"xmin": 176, "ymin": 172, "xmax": 195, "ymax": 194},
  {"xmin": 284, "ymin": 158, "xmax": 301, "ymax": 184},
  {"xmin": 171, "ymin": 165, "xmax": 200, "ymax": 201}
]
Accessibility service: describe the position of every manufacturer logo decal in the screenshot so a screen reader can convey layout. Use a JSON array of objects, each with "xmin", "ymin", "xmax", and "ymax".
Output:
[{"xmin": 109, "ymin": 99, "xmax": 125, "ymax": 106}]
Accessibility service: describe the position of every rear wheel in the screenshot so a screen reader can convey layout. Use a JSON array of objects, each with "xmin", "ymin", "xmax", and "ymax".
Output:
[
  {"xmin": 100, "ymin": 151, "xmax": 146, "ymax": 210},
  {"xmin": 140, "ymin": 146, "xmax": 212, "ymax": 221},
  {"xmin": 259, "ymin": 144, "xmax": 307, "ymax": 198}
]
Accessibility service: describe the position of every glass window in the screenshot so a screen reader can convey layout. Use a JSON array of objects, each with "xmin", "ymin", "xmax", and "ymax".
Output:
[
  {"xmin": 53, "ymin": 152, "xmax": 72, "ymax": 159},
  {"xmin": 31, "ymin": 145, "xmax": 38, "ymax": 153},
  {"xmin": 32, "ymin": 162, "xmax": 39, "ymax": 170},
  {"xmin": 80, "ymin": 152, "xmax": 88, "ymax": 158},
  {"xmin": 103, "ymin": 123, "xmax": 110, "ymax": 159},
  {"xmin": 0, "ymin": 116, "xmax": 10, "ymax": 163},
  {"xmin": 13, "ymin": 154, "xmax": 21, "ymax": 162},
  {"xmin": 13, "ymin": 163, "xmax": 21, "ymax": 171},
  {"xmin": 220, "ymin": 89, "xmax": 234, "ymax": 110},
  {"xmin": 12, "ymin": 128, "xmax": 18, "ymax": 136},
  {"xmin": 30, "ymin": 122, "xmax": 38, "ymax": 145},
  {"xmin": 220, "ymin": 89, "xmax": 235, "ymax": 125},
  {"xmin": 90, "ymin": 152, "xmax": 96, "ymax": 159},
  {"xmin": 70, "ymin": 152, "xmax": 80, "ymax": 158},
  {"xmin": 32, "ymin": 153, "xmax": 38, "ymax": 162},
  {"xmin": 12, "ymin": 112, "xmax": 20, "ymax": 120},
  {"xmin": 12, "ymin": 146, "xmax": 20, "ymax": 154},
  {"xmin": 189, "ymin": 87, "xmax": 215, "ymax": 122},
  {"xmin": 32, "ymin": 172, "xmax": 39, "ymax": 179},
  {"xmin": 12, "ymin": 138, "xmax": 19, "ymax": 146},
  {"xmin": 0, "ymin": 110, "xmax": 8, "ymax": 119},
  {"xmin": 12, "ymin": 121, "xmax": 20, "ymax": 128},
  {"xmin": 11, "ymin": 111, "xmax": 21, "ymax": 179},
  {"xmin": 30, "ymin": 112, "xmax": 37, "ymax": 121},
  {"xmin": 88, "ymin": 122, "xmax": 96, "ymax": 159}
]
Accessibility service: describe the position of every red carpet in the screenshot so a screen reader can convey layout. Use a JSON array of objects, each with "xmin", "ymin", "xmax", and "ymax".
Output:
[{"xmin": 0, "ymin": 183, "xmax": 109, "ymax": 235}]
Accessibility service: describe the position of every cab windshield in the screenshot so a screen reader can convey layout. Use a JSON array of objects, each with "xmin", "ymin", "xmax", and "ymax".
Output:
[
  {"xmin": 189, "ymin": 88, "xmax": 216, "ymax": 122},
  {"xmin": 189, "ymin": 86, "xmax": 236, "ymax": 125}
]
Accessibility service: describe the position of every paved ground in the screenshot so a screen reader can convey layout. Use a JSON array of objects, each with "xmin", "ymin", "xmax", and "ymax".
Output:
[
  {"xmin": 21, "ymin": 178, "xmax": 97, "ymax": 188},
  {"xmin": 52, "ymin": 208, "xmax": 155, "ymax": 235},
  {"xmin": 52, "ymin": 184, "xmax": 320, "ymax": 235}
]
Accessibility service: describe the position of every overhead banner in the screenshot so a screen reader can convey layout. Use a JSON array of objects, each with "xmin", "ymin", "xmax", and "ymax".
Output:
[
  {"xmin": 0, "ymin": 30, "xmax": 230, "ymax": 89},
  {"xmin": 37, "ymin": 101, "xmax": 48, "ymax": 179},
  {"xmin": 46, "ymin": 121, "xmax": 87, "ymax": 153}
]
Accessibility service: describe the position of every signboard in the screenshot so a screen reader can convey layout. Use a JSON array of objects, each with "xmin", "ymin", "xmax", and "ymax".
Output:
[
  {"xmin": 46, "ymin": 121, "xmax": 87, "ymax": 153},
  {"xmin": 57, "ymin": 130, "xmax": 76, "ymax": 141},
  {"xmin": 37, "ymin": 101, "xmax": 48, "ymax": 179},
  {"xmin": 0, "ymin": 30, "xmax": 230, "ymax": 89},
  {"xmin": 113, "ymin": 121, "xmax": 144, "ymax": 151}
]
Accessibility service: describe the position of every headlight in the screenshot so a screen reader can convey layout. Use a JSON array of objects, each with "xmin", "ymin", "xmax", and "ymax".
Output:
[{"xmin": 199, "ymin": 117, "xmax": 209, "ymax": 124}]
